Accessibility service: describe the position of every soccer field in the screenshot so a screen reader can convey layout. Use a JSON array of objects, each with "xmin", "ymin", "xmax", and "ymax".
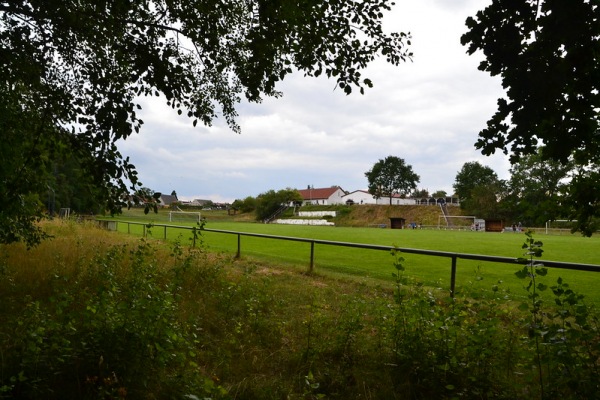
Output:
[{"xmin": 109, "ymin": 214, "xmax": 600, "ymax": 304}]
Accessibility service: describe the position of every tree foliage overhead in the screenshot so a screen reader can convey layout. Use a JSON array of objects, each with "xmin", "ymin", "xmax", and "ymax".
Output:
[
  {"xmin": 365, "ymin": 156, "xmax": 420, "ymax": 205},
  {"xmin": 461, "ymin": 0, "xmax": 599, "ymax": 164},
  {"xmin": 0, "ymin": 0, "xmax": 411, "ymax": 245},
  {"xmin": 462, "ymin": 0, "xmax": 600, "ymax": 234}
]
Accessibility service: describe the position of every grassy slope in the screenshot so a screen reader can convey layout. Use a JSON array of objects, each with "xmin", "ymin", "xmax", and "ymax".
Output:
[
  {"xmin": 332, "ymin": 204, "xmax": 466, "ymax": 227},
  {"xmin": 123, "ymin": 204, "xmax": 470, "ymax": 226}
]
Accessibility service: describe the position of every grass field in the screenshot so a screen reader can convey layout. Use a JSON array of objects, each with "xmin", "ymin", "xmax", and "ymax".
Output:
[{"xmin": 107, "ymin": 208, "xmax": 600, "ymax": 304}]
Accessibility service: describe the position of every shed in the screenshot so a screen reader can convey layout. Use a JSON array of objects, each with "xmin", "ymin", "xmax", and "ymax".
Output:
[
  {"xmin": 485, "ymin": 219, "xmax": 504, "ymax": 232},
  {"xmin": 389, "ymin": 217, "xmax": 406, "ymax": 229}
]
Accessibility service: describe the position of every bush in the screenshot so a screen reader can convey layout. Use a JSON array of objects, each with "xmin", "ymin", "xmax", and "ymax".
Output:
[{"xmin": 0, "ymin": 237, "xmax": 227, "ymax": 399}]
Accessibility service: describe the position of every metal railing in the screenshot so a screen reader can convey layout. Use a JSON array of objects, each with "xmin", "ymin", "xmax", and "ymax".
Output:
[{"xmin": 98, "ymin": 220, "xmax": 600, "ymax": 297}]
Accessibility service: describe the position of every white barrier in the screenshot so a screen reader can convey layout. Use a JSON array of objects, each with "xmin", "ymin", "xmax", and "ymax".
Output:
[
  {"xmin": 273, "ymin": 219, "xmax": 334, "ymax": 226},
  {"xmin": 297, "ymin": 211, "xmax": 336, "ymax": 217}
]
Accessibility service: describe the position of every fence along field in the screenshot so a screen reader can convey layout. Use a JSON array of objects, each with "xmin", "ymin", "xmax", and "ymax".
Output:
[{"xmin": 105, "ymin": 212, "xmax": 600, "ymax": 304}]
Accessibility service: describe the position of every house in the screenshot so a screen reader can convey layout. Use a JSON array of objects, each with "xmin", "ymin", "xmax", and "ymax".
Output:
[
  {"xmin": 189, "ymin": 199, "xmax": 211, "ymax": 207},
  {"xmin": 342, "ymin": 190, "xmax": 418, "ymax": 205},
  {"xmin": 342, "ymin": 190, "xmax": 377, "ymax": 205},
  {"xmin": 297, "ymin": 186, "xmax": 347, "ymax": 205},
  {"xmin": 376, "ymin": 194, "xmax": 418, "ymax": 205},
  {"xmin": 159, "ymin": 194, "xmax": 179, "ymax": 207}
]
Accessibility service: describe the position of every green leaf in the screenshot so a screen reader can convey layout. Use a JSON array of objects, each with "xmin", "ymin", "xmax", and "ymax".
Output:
[
  {"xmin": 515, "ymin": 267, "xmax": 529, "ymax": 279},
  {"xmin": 537, "ymin": 283, "xmax": 548, "ymax": 291}
]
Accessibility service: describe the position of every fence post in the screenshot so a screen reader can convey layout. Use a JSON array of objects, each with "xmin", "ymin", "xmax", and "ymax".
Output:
[
  {"xmin": 236, "ymin": 233, "xmax": 241, "ymax": 258},
  {"xmin": 127, "ymin": 222, "xmax": 130, "ymax": 234},
  {"xmin": 309, "ymin": 241, "xmax": 315, "ymax": 273},
  {"xmin": 450, "ymin": 256, "xmax": 457, "ymax": 297},
  {"xmin": 164, "ymin": 226, "xmax": 167, "ymax": 240}
]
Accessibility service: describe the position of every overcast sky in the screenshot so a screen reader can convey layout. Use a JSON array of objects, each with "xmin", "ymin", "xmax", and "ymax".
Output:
[{"xmin": 117, "ymin": 0, "xmax": 508, "ymax": 203}]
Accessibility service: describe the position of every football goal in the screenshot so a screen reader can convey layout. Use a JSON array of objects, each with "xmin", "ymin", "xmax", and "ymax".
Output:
[
  {"xmin": 169, "ymin": 210, "xmax": 202, "ymax": 223},
  {"xmin": 437, "ymin": 215, "xmax": 477, "ymax": 229},
  {"xmin": 545, "ymin": 219, "xmax": 577, "ymax": 234}
]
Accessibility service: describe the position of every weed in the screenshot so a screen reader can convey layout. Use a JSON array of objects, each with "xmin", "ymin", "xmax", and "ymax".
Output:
[{"xmin": 514, "ymin": 230, "xmax": 600, "ymax": 398}]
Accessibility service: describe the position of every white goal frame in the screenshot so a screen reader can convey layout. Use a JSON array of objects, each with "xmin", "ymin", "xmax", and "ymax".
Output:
[
  {"xmin": 545, "ymin": 219, "xmax": 577, "ymax": 234},
  {"xmin": 437, "ymin": 215, "xmax": 476, "ymax": 229},
  {"xmin": 169, "ymin": 210, "xmax": 202, "ymax": 223}
]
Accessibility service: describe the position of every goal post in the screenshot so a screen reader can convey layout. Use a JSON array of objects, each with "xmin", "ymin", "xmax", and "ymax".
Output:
[
  {"xmin": 545, "ymin": 219, "xmax": 577, "ymax": 234},
  {"xmin": 437, "ymin": 215, "xmax": 476, "ymax": 229},
  {"xmin": 169, "ymin": 210, "xmax": 202, "ymax": 223}
]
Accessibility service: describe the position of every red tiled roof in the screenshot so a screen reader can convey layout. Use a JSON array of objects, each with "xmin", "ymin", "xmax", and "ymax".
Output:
[{"xmin": 297, "ymin": 187, "xmax": 342, "ymax": 200}]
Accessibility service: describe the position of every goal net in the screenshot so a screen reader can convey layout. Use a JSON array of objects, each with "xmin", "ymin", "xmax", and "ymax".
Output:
[
  {"xmin": 437, "ymin": 215, "xmax": 476, "ymax": 229},
  {"xmin": 169, "ymin": 211, "xmax": 202, "ymax": 223},
  {"xmin": 545, "ymin": 219, "xmax": 577, "ymax": 234}
]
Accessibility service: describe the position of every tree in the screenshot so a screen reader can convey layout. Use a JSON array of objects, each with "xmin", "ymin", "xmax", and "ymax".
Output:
[
  {"xmin": 453, "ymin": 162, "xmax": 510, "ymax": 219},
  {"xmin": 462, "ymin": 0, "xmax": 600, "ymax": 234},
  {"xmin": 46, "ymin": 154, "xmax": 106, "ymax": 215},
  {"xmin": 453, "ymin": 161, "xmax": 500, "ymax": 210},
  {"xmin": 238, "ymin": 196, "xmax": 258, "ymax": 213},
  {"xmin": 365, "ymin": 156, "xmax": 420, "ymax": 205},
  {"xmin": 431, "ymin": 190, "xmax": 447, "ymax": 198},
  {"xmin": 0, "ymin": 86, "xmax": 59, "ymax": 246},
  {"xmin": 466, "ymin": 180, "xmax": 509, "ymax": 220},
  {"xmin": 562, "ymin": 165, "xmax": 600, "ymax": 236},
  {"xmin": 461, "ymin": 0, "xmax": 599, "ymax": 163},
  {"xmin": 255, "ymin": 188, "xmax": 302, "ymax": 221},
  {"xmin": 506, "ymin": 150, "xmax": 572, "ymax": 227},
  {"xmin": 132, "ymin": 187, "xmax": 162, "ymax": 214},
  {"xmin": 412, "ymin": 188, "xmax": 429, "ymax": 198},
  {"xmin": 0, "ymin": 0, "xmax": 411, "ymax": 245}
]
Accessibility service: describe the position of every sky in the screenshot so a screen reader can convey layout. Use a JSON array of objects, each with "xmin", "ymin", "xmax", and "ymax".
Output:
[{"xmin": 117, "ymin": 0, "xmax": 509, "ymax": 203}]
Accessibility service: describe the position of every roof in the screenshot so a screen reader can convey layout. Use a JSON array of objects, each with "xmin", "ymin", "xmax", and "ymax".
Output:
[
  {"xmin": 342, "ymin": 190, "xmax": 371, "ymax": 196},
  {"xmin": 159, "ymin": 194, "xmax": 178, "ymax": 205},
  {"xmin": 297, "ymin": 186, "xmax": 344, "ymax": 200}
]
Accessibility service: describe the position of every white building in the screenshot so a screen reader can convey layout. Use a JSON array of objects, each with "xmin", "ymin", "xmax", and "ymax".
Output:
[
  {"xmin": 342, "ymin": 190, "xmax": 418, "ymax": 205},
  {"xmin": 342, "ymin": 190, "xmax": 377, "ymax": 204},
  {"xmin": 297, "ymin": 186, "xmax": 347, "ymax": 205}
]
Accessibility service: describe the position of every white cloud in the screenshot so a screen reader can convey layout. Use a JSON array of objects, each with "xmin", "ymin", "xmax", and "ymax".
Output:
[{"xmin": 117, "ymin": 0, "xmax": 508, "ymax": 203}]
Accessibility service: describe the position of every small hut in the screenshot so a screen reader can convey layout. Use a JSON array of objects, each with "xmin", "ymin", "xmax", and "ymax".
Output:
[
  {"xmin": 389, "ymin": 217, "xmax": 406, "ymax": 229},
  {"xmin": 485, "ymin": 219, "xmax": 504, "ymax": 232}
]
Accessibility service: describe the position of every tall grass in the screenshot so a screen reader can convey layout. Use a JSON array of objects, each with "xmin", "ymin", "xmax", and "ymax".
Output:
[{"xmin": 2, "ymin": 220, "xmax": 599, "ymax": 399}]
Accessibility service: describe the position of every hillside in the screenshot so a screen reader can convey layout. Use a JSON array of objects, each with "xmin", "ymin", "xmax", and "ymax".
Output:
[
  {"xmin": 282, "ymin": 204, "xmax": 468, "ymax": 228},
  {"xmin": 122, "ymin": 204, "xmax": 469, "ymax": 228}
]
